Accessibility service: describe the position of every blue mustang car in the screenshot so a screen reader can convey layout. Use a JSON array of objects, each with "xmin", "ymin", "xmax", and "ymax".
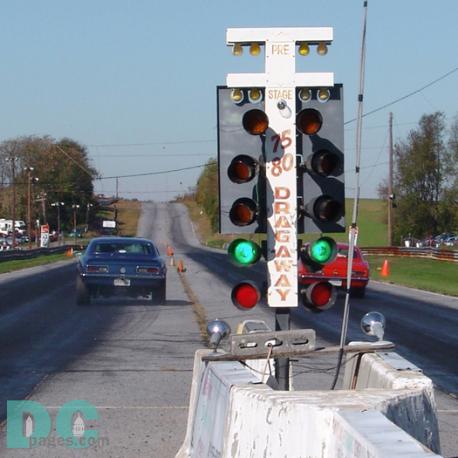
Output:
[{"xmin": 76, "ymin": 236, "xmax": 167, "ymax": 305}]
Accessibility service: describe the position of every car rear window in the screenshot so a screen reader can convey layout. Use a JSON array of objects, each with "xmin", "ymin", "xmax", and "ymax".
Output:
[
  {"xmin": 336, "ymin": 247, "xmax": 360, "ymax": 259},
  {"xmin": 91, "ymin": 242, "xmax": 156, "ymax": 255}
]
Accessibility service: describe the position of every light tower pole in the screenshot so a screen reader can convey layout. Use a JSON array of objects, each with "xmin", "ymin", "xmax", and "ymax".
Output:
[
  {"xmin": 6, "ymin": 156, "xmax": 18, "ymax": 248},
  {"xmin": 25, "ymin": 167, "xmax": 39, "ymax": 250},
  {"xmin": 71, "ymin": 204, "xmax": 80, "ymax": 244},
  {"xmin": 388, "ymin": 112, "xmax": 394, "ymax": 246},
  {"xmin": 51, "ymin": 202, "xmax": 65, "ymax": 245}
]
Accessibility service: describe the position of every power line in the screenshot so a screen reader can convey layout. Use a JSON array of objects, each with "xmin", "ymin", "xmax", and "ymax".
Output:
[
  {"xmin": 88, "ymin": 139, "xmax": 214, "ymax": 148},
  {"xmin": 344, "ymin": 66, "xmax": 458, "ymax": 125},
  {"xmin": 93, "ymin": 153, "xmax": 211, "ymax": 158},
  {"xmin": 0, "ymin": 163, "xmax": 211, "ymax": 186},
  {"xmin": 86, "ymin": 68, "xmax": 457, "ymax": 152},
  {"xmin": 96, "ymin": 163, "xmax": 210, "ymax": 180},
  {"xmin": 54, "ymin": 144, "xmax": 95, "ymax": 178}
]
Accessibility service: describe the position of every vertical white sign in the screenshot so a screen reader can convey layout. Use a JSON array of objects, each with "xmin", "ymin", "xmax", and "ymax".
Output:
[{"xmin": 264, "ymin": 39, "xmax": 297, "ymax": 308}]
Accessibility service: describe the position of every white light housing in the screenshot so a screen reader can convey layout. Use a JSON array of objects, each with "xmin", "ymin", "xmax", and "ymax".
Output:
[
  {"xmin": 299, "ymin": 88, "xmax": 312, "ymax": 102},
  {"xmin": 248, "ymin": 88, "xmax": 262, "ymax": 103}
]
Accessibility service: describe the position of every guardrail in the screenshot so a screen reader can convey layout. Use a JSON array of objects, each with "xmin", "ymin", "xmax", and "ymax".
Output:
[
  {"xmin": 0, "ymin": 244, "xmax": 84, "ymax": 262},
  {"xmin": 361, "ymin": 246, "xmax": 458, "ymax": 262}
]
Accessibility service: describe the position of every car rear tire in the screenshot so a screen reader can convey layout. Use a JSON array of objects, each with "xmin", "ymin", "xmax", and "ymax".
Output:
[
  {"xmin": 351, "ymin": 287, "xmax": 366, "ymax": 298},
  {"xmin": 76, "ymin": 277, "xmax": 91, "ymax": 305},
  {"xmin": 152, "ymin": 280, "xmax": 166, "ymax": 304}
]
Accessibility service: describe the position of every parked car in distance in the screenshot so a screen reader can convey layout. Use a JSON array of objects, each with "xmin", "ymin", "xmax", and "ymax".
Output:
[
  {"xmin": 49, "ymin": 231, "xmax": 58, "ymax": 242},
  {"xmin": 298, "ymin": 243, "xmax": 370, "ymax": 298},
  {"xmin": 76, "ymin": 237, "xmax": 167, "ymax": 305},
  {"xmin": 68, "ymin": 228, "xmax": 83, "ymax": 238},
  {"xmin": 444, "ymin": 235, "xmax": 458, "ymax": 247},
  {"xmin": 0, "ymin": 235, "xmax": 22, "ymax": 250}
]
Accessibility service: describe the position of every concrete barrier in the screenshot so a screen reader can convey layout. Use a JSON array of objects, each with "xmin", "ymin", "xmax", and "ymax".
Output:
[
  {"xmin": 342, "ymin": 346, "xmax": 440, "ymax": 453},
  {"xmin": 176, "ymin": 350, "xmax": 260, "ymax": 457},
  {"xmin": 177, "ymin": 347, "xmax": 442, "ymax": 457},
  {"xmin": 225, "ymin": 387, "xmax": 441, "ymax": 457}
]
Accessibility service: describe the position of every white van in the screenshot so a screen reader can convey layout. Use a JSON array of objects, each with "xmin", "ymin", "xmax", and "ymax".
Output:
[
  {"xmin": 15, "ymin": 220, "xmax": 27, "ymax": 235},
  {"xmin": 0, "ymin": 219, "xmax": 12, "ymax": 235}
]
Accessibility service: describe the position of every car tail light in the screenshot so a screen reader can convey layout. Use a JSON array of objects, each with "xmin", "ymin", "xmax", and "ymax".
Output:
[
  {"xmin": 87, "ymin": 265, "xmax": 108, "ymax": 273},
  {"xmin": 301, "ymin": 281, "xmax": 337, "ymax": 312},
  {"xmin": 352, "ymin": 270, "xmax": 367, "ymax": 277},
  {"xmin": 137, "ymin": 266, "xmax": 160, "ymax": 274}
]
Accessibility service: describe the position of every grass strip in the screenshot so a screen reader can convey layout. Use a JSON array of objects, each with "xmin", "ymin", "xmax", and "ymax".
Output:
[
  {"xmin": 367, "ymin": 255, "xmax": 458, "ymax": 296},
  {"xmin": 116, "ymin": 200, "xmax": 142, "ymax": 236},
  {"xmin": 177, "ymin": 271, "xmax": 209, "ymax": 345},
  {"xmin": 0, "ymin": 253, "xmax": 72, "ymax": 274}
]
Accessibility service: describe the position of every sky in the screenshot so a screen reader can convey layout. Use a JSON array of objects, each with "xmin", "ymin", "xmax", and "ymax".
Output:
[{"xmin": 1, "ymin": 0, "xmax": 457, "ymax": 202}]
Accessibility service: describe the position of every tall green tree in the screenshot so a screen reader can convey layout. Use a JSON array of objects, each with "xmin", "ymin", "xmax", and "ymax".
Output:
[
  {"xmin": 0, "ymin": 136, "xmax": 98, "ymax": 230},
  {"xmin": 195, "ymin": 159, "xmax": 218, "ymax": 232},
  {"xmin": 392, "ymin": 112, "xmax": 457, "ymax": 241}
]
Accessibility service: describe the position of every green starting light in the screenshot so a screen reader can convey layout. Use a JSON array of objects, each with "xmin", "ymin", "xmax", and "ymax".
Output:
[
  {"xmin": 307, "ymin": 237, "xmax": 337, "ymax": 265},
  {"xmin": 228, "ymin": 239, "xmax": 262, "ymax": 266}
]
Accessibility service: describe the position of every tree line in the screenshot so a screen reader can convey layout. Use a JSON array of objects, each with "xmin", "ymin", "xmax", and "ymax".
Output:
[
  {"xmin": 379, "ymin": 111, "xmax": 458, "ymax": 243},
  {"xmin": 0, "ymin": 136, "xmax": 98, "ymax": 232}
]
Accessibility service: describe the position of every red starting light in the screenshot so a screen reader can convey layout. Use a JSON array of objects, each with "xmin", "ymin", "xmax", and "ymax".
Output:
[
  {"xmin": 296, "ymin": 108, "xmax": 323, "ymax": 136},
  {"xmin": 228, "ymin": 155, "xmax": 257, "ymax": 183},
  {"xmin": 307, "ymin": 150, "xmax": 341, "ymax": 177},
  {"xmin": 231, "ymin": 281, "xmax": 261, "ymax": 310},
  {"xmin": 243, "ymin": 109, "xmax": 269, "ymax": 135},
  {"xmin": 302, "ymin": 281, "xmax": 336, "ymax": 312},
  {"xmin": 307, "ymin": 195, "xmax": 343, "ymax": 223},
  {"xmin": 229, "ymin": 198, "xmax": 257, "ymax": 226}
]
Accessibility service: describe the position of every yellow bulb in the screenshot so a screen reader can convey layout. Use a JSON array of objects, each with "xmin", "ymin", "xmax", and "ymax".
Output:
[
  {"xmin": 250, "ymin": 43, "xmax": 261, "ymax": 56},
  {"xmin": 299, "ymin": 88, "xmax": 311, "ymax": 102},
  {"xmin": 318, "ymin": 88, "xmax": 330, "ymax": 102},
  {"xmin": 232, "ymin": 43, "xmax": 243, "ymax": 56},
  {"xmin": 298, "ymin": 43, "xmax": 310, "ymax": 56},
  {"xmin": 249, "ymin": 88, "xmax": 262, "ymax": 103},
  {"xmin": 231, "ymin": 88, "xmax": 244, "ymax": 103},
  {"xmin": 317, "ymin": 42, "xmax": 328, "ymax": 55}
]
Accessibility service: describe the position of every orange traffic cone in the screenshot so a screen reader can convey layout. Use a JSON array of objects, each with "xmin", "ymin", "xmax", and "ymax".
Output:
[
  {"xmin": 66, "ymin": 247, "xmax": 73, "ymax": 257},
  {"xmin": 381, "ymin": 259, "xmax": 390, "ymax": 277},
  {"xmin": 177, "ymin": 259, "xmax": 186, "ymax": 273}
]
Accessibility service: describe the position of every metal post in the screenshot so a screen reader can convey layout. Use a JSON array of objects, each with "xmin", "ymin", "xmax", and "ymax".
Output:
[
  {"xmin": 275, "ymin": 309, "xmax": 291, "ymax": 390},
  {"xmin": 11, "ymin": 158, "xmax": 16, "ymax": 249},
  {"xmin": 85, "ymin": 203, "xmax": 92, "ymax": 231},
  {"xmin": 72, "ymin": 205, "xmax": 77, "ymax": 245},
  {"xmin": 27, "ymin": 170, "xmax": 32, "ymax": 250},
  {"xmin": 57, "ymin": 206, "xmax": 61, "ymax": 241},
  {"xmin": 42, "ymin": 196, "xmax": 47, "ymax": 224},
  {"xmin": 388, "ymin": 112, "xmax": 393, "ymax": 246}
]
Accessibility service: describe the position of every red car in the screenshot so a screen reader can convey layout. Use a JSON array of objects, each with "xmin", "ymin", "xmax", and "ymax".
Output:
[{"xmin": 298, "ymin": 243, "xmax": 370, "ymax": 298}]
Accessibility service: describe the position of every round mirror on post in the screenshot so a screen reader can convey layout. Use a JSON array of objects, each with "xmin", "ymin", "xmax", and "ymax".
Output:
[
  {"xmin": 361, "ymin": 311, "xmax": 386, "ymax": 341},
  {"xmin": 207, "ymin": 319, "xmax": 231, "ymax": 350}
]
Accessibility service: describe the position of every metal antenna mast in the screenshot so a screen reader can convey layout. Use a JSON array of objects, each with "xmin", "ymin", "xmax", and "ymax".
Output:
[{"xmin": 332, "ymin": 0, "xmax": 369, "ymax": 389}]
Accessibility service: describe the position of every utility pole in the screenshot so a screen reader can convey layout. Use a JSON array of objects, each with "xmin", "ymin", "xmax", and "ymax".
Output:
[
  {"xmin": 85, "ymin": 203, "xmax": 93, "ymax": 232},
  {"xmin": 25, "ymin": 167, "xmax": 38, "ymax": 250},
  {"xmin": 36, "ymin": 193, "xmax": 47, "ymax": 224},
  {"xmin": 51, "ymin": 202, "xmax": 65, "ymax": 245},
  {"xmin": 6, "ymin": 156, "xmax": 18, "ymax": 248},
  {"xmin": 71, "ymin": 204, "xmax": 80, "ymax": 245},
  {"xmin": 388, "ymin": 112, "xmax": 394, "ymax": 246}
]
